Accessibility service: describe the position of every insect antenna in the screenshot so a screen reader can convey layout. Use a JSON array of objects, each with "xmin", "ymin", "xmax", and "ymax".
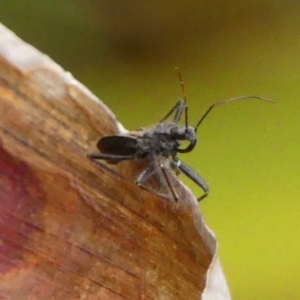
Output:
[
  {"xmin": 175, "ymin": 68, "xmax": 189, "ymax": 130},
  {"xmin": 194, "ymin": 95, "xmax": 275, "ymax": 133}
]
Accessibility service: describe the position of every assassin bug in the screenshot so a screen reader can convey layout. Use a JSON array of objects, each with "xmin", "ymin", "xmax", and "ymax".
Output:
[{"xmin": 88, "ymin": 70, "xmax": 274, "ymax": 202}]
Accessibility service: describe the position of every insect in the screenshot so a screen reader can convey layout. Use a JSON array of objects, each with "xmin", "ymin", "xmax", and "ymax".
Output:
[{"xmin": 88, "ymin": 71, "xmax": 274, "ymax": 202}]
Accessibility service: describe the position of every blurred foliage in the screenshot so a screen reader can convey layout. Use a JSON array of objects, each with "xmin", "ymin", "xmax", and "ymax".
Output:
[{"xmin": 1, "ymin": 0, "xmax": 299, "ymax": 299}]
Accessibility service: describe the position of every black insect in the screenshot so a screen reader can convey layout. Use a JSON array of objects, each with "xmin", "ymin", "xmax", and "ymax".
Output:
[{"xmin": 88, "ymin": 71, "xmax": 274, "ymax": 202}]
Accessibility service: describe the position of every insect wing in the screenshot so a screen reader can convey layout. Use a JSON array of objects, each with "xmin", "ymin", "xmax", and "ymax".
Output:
[{"xmin": 97, "ymin": 135, "xmax": 140, "ymax": 156}]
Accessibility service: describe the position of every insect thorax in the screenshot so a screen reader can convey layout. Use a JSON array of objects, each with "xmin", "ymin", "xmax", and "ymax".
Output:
[{"xmin": 141, "ymin": 122, "xmax": 189, "ymax": 157}]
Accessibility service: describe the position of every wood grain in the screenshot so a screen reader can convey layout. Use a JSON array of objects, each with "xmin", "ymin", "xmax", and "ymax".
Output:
[{"xmin": 0, "ymin": 24, "xmax": 229, "ymax": 299}]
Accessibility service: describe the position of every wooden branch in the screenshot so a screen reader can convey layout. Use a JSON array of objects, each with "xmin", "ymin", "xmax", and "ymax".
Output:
[{"xmin": 0, "ymin": 23, "xmax": 230, "ymax": 299}]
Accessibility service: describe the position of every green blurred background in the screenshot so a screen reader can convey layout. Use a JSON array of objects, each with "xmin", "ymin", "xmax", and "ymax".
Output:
[{"xmin": 1, "ymin": 0, "xmax": 299, "ymax": 298}]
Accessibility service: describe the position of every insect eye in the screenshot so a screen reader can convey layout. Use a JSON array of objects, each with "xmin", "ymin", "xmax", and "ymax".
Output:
[{"xmin": 170, "ymin": 127, "xmax": 185, "ymax": 139}]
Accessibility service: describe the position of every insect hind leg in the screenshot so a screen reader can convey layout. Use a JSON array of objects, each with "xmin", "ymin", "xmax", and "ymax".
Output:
[{"xmin": 88, "ymin": 153, "xmax": 137, "ymax": 163}]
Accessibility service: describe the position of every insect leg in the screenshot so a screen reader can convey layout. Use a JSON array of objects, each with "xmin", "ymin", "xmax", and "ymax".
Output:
[
  {"xmin": 159, "ymin": 69, "xmax": 192, "ymax": 125},
  {"xmin": 135, "ymin": 163, "xmax": 158, "ymax": 185},
  {"xmin": 88, "ymin": 153, "xmax": 137, "ymax": 163},
  {"xmin": 175, "ymin": 68, "xmax": 189, "ymax": 128},
  {"xmin": 136, "ymin": 159, "xmax": 178, "ymax": 201},
  {"xmin": 173, "ymin": 158, "xmax": 209, "ymax": 202},
  {"xmin": 159, "ymin": 100, "xmax": 186, "ymax": 124},
  {"xmin": 160, "ymin": 163, "xmax": 179, "ymax": 202}
]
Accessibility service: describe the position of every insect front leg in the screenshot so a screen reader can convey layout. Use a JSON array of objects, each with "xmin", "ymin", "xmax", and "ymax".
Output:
[
  {"xmin": 171, "ymin": 157, "xmax": 209, "ymax": 202},
  {"xmin": 159, "ymin": 100, "xmax": 186, "ymax": 124}
]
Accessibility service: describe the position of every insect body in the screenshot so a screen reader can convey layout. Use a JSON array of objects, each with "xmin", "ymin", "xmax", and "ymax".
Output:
[{"xmin": 88, "ymin": 73, "xmax": 274, "ymax": 202}]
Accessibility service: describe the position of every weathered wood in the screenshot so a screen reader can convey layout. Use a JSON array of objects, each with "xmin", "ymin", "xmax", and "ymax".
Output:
[{"xmin": 0, "ymin": 24, "xmax": 229, "ymax": 299}]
